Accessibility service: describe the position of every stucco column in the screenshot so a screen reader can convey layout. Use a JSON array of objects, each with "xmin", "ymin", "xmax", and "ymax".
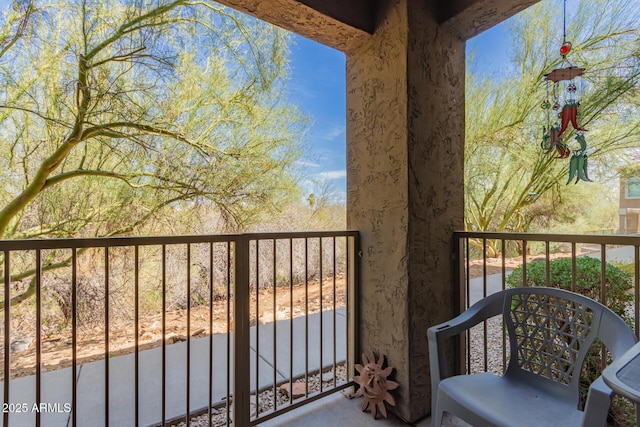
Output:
[{"xmin": 346, "ymin": 0, "xmax": 464, "ymax": 422}]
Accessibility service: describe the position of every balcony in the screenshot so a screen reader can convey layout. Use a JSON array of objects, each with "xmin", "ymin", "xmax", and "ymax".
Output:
[
  {"xmin": 0, "ymin": 231, "xmax": 359, "ymax": 426},
  {"xmin": 0, "ymin": 230, "xmax": 638, "ymax": 426}
]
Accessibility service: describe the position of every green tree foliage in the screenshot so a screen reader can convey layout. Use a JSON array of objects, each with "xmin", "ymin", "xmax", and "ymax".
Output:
[
  {"xmin": 465, "ymin": 0, "xmax": 640, "ymax": 245},
  {"xmin": 0, "ymin": 0, "xmax": 307, "ymax": 241},
  {"xmin": 0, "ymin": 0, "xmax": 308, "ymax": 305}
]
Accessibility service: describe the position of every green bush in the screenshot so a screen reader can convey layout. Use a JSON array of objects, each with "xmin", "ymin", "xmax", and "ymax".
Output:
[{"xmin": 506, "ymin": 257, "xmax": 633, "ymax": 323}]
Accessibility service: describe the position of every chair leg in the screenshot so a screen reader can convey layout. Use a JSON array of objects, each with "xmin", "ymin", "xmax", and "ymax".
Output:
[{"xmin": 432, "ymin": 408, "xmax": 444, "ymax": 427}]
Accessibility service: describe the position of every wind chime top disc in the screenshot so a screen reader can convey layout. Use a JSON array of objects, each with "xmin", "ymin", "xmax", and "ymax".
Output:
[{"xmin": 544, "ymin": 66, "xmax": 585, "ymax": 83}]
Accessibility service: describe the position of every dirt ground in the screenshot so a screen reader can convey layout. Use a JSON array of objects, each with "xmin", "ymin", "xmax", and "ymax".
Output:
[{"xmin": 465, "ymin": 251, "xmax": 583, "ymax": 279}]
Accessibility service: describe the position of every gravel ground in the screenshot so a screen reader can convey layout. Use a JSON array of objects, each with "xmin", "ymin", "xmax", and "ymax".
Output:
[
  {"xmin": 469, "ymin": 317, "xmax": 508, "ymax": 375},
  {"xmin": 171, "ymin": 365, "xmax": 347, "ymax": 427}
]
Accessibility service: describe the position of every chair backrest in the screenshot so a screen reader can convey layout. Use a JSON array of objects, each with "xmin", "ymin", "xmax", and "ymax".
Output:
[{"xmin": 501, "ymin": 287, "xmax": 635, "ymax": 400}]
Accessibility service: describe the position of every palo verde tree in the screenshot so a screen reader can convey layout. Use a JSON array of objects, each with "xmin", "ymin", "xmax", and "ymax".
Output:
[
  {"xmin": 0, "ymin": 0, "xmax": 307, "ymax": 238},
  {"xmin": 0, "ymin": 0, "xmax": 308, "ymax": 304},
  {"xmin": 465, "ymin": 0, "xmax": 640, "ymax": 255}
]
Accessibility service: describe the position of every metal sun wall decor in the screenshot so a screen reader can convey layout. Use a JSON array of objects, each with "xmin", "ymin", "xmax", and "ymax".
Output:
[
  {"xmin": 354, "ymin": 351, "xmax": 398, "ymax": 419},
  {"xmin": 540, "ymin": 0, "xmax": 592, "ymax": 184}
]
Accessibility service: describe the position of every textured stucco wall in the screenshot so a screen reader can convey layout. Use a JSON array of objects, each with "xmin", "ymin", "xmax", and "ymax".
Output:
[
  {"xmin": 406, "ymin": 2, "xmax": 465, "ymax": 421},
  {"xmin": 346, "ymin": 0, "xmax": 411, "ymax": 417},
  {"xmin": 346, "ymin": 0, "xmax": 464, "ymax": 422}
]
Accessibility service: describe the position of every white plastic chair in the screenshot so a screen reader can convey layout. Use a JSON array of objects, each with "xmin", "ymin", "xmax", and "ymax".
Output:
[{"xmin": 428, "ymin": 287, "xmax": 638, "ymax": 427}]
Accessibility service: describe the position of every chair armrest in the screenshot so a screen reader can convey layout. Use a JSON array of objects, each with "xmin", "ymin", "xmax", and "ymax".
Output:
[
  {"xmin": 427, "ymin": 290, "xmax": 507, "ymax": 418},
  {"xmin": 428, "ymin": 291, "xmax": 506, "ymax": 385}
]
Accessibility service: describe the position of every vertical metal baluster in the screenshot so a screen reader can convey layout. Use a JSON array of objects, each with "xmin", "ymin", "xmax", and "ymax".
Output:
[
  {"xmin": 255, "ymin": 240, "xmax": 260, "ymax": 417},
  {"xmin": 501, "ymin": 239, "xmax": 506, "ymax": 372},
  {"xmin": 105, "ymin": 247, "xmax": 110, "ymax": 427},
  {"xmin": 353, "ymin": 234, "xmax": 361, "ymax": 383},
  {"xmin": 635, "ymin": 246, "xmax": 639, "ymax": 338},
  {"xmin": 272, "ymin": 239, "xmax": 277, "ymax": 412},
  {"xmin": 571, "ymin": 243, "xmax": 577, "ymax": 293},
  {"xmin": 545, "ymin": 241, "xmax": 550, "ymax": 287},
  {"xmin": 319, "ymin": 239, "xmax": 323, "ymax": 392},
  {"xmin": 3, "ymin": 250, "xmax": 10, "ymax": 427},
  {"xmin": 482, "ymin": 238, "xmax": 487, "ymax": 372},
  {"xmin": 208, "ymin": 243, "xmax": 213, "ymax": 427},
  {"xmin": 288, "ymin": 239, "xmax": 293, "ymax": 405},
  {"xmin": 521, "ymin": 240, "xmax": 529, "ymax": 373},
  {"xmin": 347, "ymin": 234, "xmax": 360, "ymax": 384},
  {"xmin": 601, "ymin": 244, "xmax": 607, "ymax": 371},
  {"xmin": 465, "ymin": 238, "xmax": 470, "ymax": 310},
  {"xmin": 482, "ymin": 237, "xmax": 487, "ymax": 297},
  {"xmin": 71, "ymin": 249, "xmax": 77, "ymax": 427},
  {"xmin": 304, "ymin": 238, "xmax": 309, "ymax": 396},
  {"xmin": 522, "ymin": 239, "xmax": 528, "ymax": 299},
  {"xmin": 162, "ymin": 244, "xmax": 166, "ymax": 427},
  {"xmin": 225, "ymin": 241, "xmax": 231, "ymax": 426},
  {"xmin": 345, "ymin": 237, "xmax": 351, "ymax": 381},
  {"xmin": 186, "ymin": 244, "xmax": 191, "ymax": 426},
  {"xmin": 36, "ymin": 250, "xmax": 42, "ymax": 427},
  {"xmin": 465, "ymin": 238, "xmax": 471, "ymax": 374},
  {"xmin": 135, "ymin": 246, "xmax": 140, "ymax": 427},
  {"xmin": 232, "ymin": 237, "xmax": 251, "ymax": 427},
  {"xmin": 601, "ymin": 244, "xmax": 607, "ymax": 304},
  {"xmin": 501, "ymin": 239, "xmax": 506, "ymax": 292},
  {"xmin": 332, "ymin": 237, "xmax": 337, "ymax": 388}
]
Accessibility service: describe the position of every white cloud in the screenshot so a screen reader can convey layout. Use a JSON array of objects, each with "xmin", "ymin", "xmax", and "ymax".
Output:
[
  {"xmin": 322, "ymin": 125, "xmax": 345, "ymax": 141},
  {"xmin": 316, "ymin": 170, "xmax": 346, "ymax": 180},
  {"xmin": 295, "ymin": 160, "xmax": 321, "ymax": 168}
]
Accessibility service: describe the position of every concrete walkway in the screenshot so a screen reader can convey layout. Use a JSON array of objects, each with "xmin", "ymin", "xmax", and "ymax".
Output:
[
  {"xmin": 0, "ymin": 309, "xmax": 346, "ymax": 427},
  {"xmin": 584, "ymin": 244, "xmax": 637, "ymax": 263}
]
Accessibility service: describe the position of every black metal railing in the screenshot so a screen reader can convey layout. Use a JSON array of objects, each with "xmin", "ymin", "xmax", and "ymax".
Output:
[
  {"xmin": 0, "ymin": 231, "xmax": 359, "ymax": 426},
  {"xmin": 453, "ymin": 231, "xmax": 640, "ymax": 375}
]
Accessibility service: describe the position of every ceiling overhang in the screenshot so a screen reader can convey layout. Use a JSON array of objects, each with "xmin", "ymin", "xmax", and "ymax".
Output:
[
  {"xmin": 435, "ymin": 0, "xmax": 541, "ymax": 40},
  {"xmin": 216, "ymin": 0, "xmax": 541, "ymax": 51},
  {"xmin": 211, "ymin": 0, "xmax": 374, "ymax": 52}
]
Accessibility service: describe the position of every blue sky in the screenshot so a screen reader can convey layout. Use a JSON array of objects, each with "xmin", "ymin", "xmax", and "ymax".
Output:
[
  {"xmin": 287, "ymin": 23, "xmax": 511, "ymax": 201},
  {"xmin": 466, "ymin": 21, "xmax": 512, "ymax": 78},
  {"xmin": 286, "ymin": 36, "xmax": 347, "ymax": 201}
]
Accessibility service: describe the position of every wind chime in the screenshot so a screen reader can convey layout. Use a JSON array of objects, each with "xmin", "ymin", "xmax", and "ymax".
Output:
[{"xmin": 540, "ymin": 0, "xmax": 591, "ymax": 184}]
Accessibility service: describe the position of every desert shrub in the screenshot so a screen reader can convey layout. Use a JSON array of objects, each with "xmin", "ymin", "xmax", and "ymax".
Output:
[
  {"xmin": 506, "ymin": 257, "xmax": 633, "ymax": 323},
  {"xmin": 612, "ymin": 261, "xmax": 635, "ymax": 278}
]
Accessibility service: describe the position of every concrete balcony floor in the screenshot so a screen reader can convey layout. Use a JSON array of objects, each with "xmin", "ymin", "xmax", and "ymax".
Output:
[{"xmin": 260, "ymin": 391, "xmax": 469, "ymax": 427}]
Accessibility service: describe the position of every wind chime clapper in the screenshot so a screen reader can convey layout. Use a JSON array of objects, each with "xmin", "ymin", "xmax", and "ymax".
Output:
[{"xmin": 540, "ymin": 0, "xmax": 592, "ymax": 185}]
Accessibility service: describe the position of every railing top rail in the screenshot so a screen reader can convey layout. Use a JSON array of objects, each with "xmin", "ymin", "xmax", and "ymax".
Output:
[
  {"xmin": 0, "ymin": 230, "xmax": 359, "ymax": 251},
  {"xmin": 243, "ymin": 230, "xmax": 359, "ymax": 240},
  {"xmin": 454, "ymin": 230, "xmax": 640, "ymax": 245}
]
